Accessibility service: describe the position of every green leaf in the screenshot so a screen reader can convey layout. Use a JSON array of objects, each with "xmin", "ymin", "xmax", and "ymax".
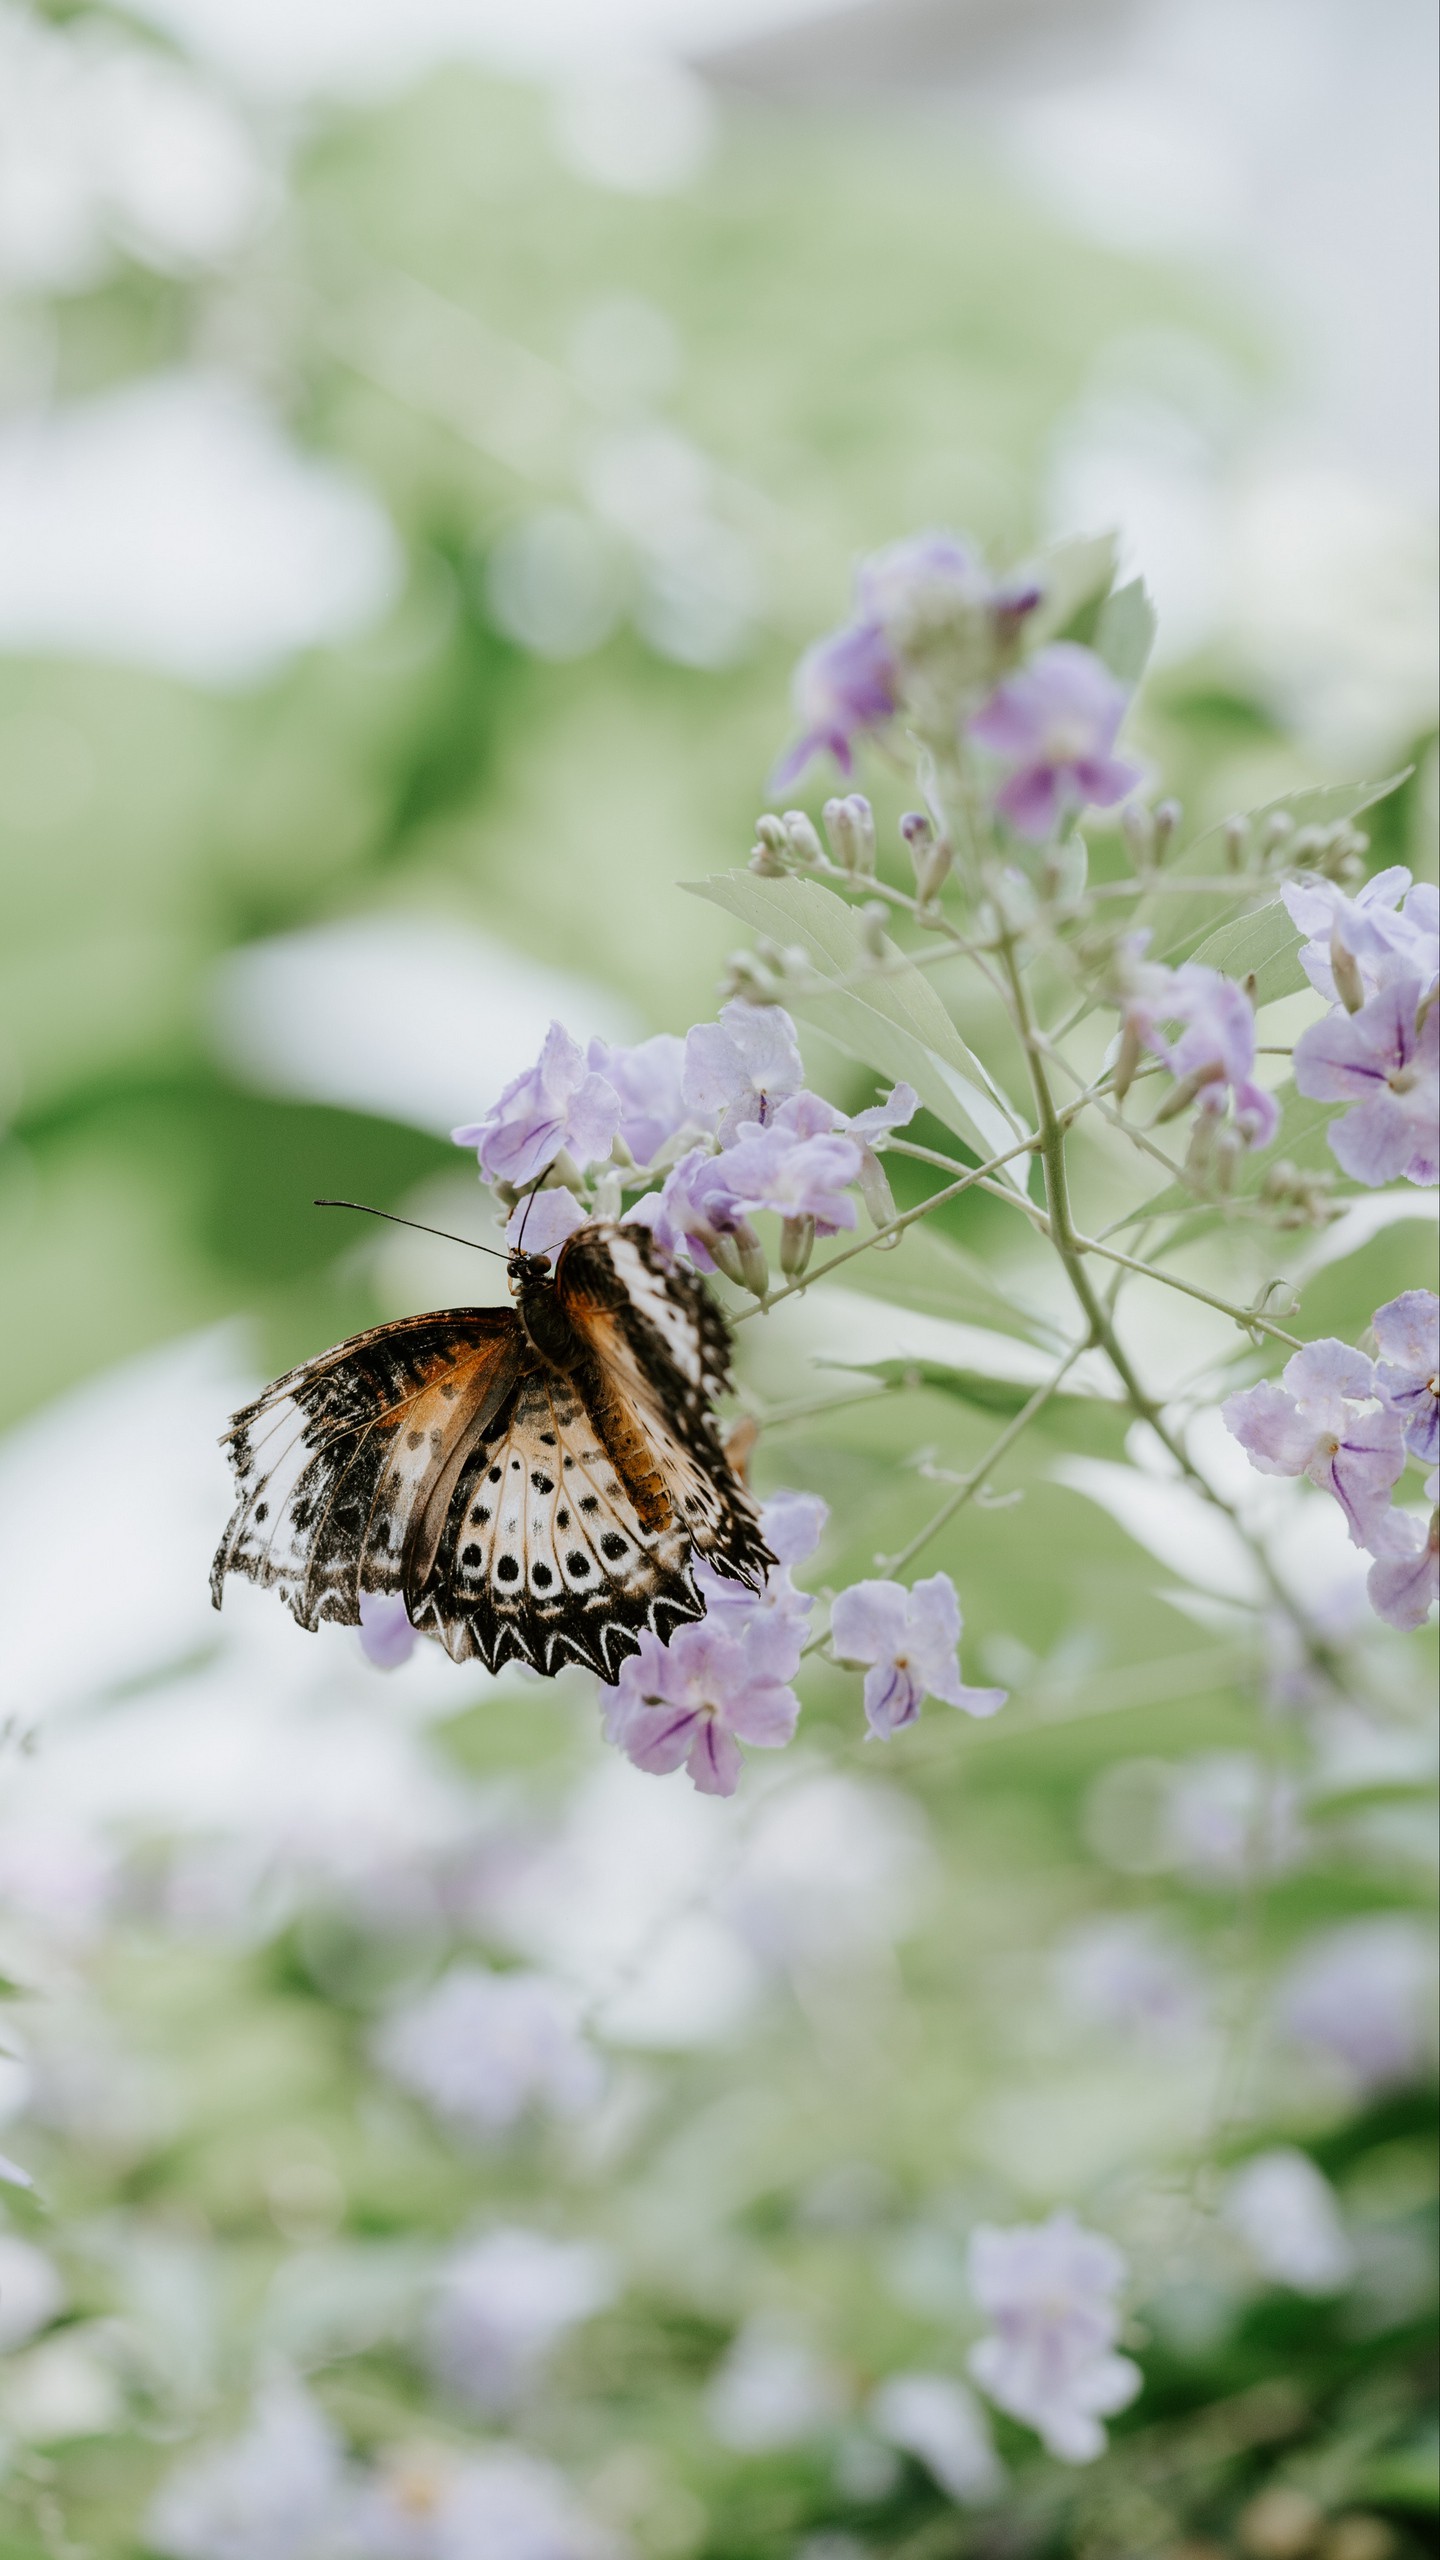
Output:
[
  {"xmin": 822, "ymin": 1354, "xmax": 1115, "ymax": 1418},
  {"xmin": 1026, "ymin": 530, "xmax": 1120, "ymax": 646},
  {"xmin": 1142, "ymin": 771, "xmax": 1411, "ymax": 969},
  {"xmin": 1093, "ymin": 578, "xmax": 1156, "ymax": 687},
  {"xmin": 684, "ymin": 871, "xmax": 1034, "ymax": 1190},
  {"xmin": 1184, "ymin": 898, "xmax": 1308, "ymax": 1009},
  {"xmin": 824, "ymin": 1216, "xmax": 1059, "ymax": 1346}
]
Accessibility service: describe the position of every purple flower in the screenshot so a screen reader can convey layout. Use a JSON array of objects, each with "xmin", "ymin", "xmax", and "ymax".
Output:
[
  {"xmin": 1367, "ymin": 1503, "xmax": 1439, "ymax": 1629},
  {"xmin": 502, "ymin": 1185, "xmax": 589, "ymax": 1259},
  {"xmin": 630, "ymin": 1145, "xmax": 766, "ymax": 1287},
  {"xmin": 1278, "ymin": 1915, "xmax": 1436, "ymax": 2094},
  {"xmin": 966, "ymin": 2212, "xmax": 1141, "ymax": 2465},
  {"xmin": 968, "ymin": 642, "xmax": 1142, "ymax": 842},
  {"xmin": 1148, "ymin": 962, "xmax": 1279, "ymax": 1147},
  {"xmin": 1282, "ymin": 867, "xmax": 1439, "ymax": 1008},
  {"xmin": 1372, "ymin": 1289, "xmax": 1439, "ymax": 1465},
  {"xmin": 425, "ymin": 2228, "xmax": 615, "ymax": 2414},
  {"xmin": 719, "ymin": 1122, "xmax": 863, "ymax": 1234},
  {"xmin": 603, "ymin": 1619, "xmax": 801, "ymax": 1797},
  {"xmin": 691, "ymin": 1488, "xmax": 827, "ymax": 1675},
  {"xmin": 350, "ymin": 2445, "xmax": 615, "ymax": 2560},
  {"xmin": 1292, "ymin": 976, "xmax": 1439, "ymax": 1187},
  {"xmin": 1052, "ymin": 1915, "xmax": 1207, "ymax": 2045},
  {"xmin": 681, "ymin": 1000, "xmax": 805, "ymax": 1142},
  {"xmin": 869, "ymin": 2373, "xmax": 1005, "ymax": 2506},
  {"xmin": 774, "ymin": 1079, "xmax": 918, "ymax": 1225},
  {"xmin": 771, "ymin": 615, "xmax": 898, "ymax": 788},
  {"xmin": 1222, "ymin": 1340, "xmax": 1407, "ymax": 1549},
  {"xmin": 585, "ymin": 1031, "xmax": 690, "ymax": 1168},
  {"xmin": 828, "ymin": 1573, "xmax": 1006, "ymax": 1739},
  {"xmin": 358, "ymin": 1591, "xmax": 418, "ymax": 1670},
  {"xmin": 374, "ymin": 1966, "xmax": 602, "ymax": 2139},
  {"xmin": 453, "ymin": 1021, "xmax": 621, "ymax": 1188}
]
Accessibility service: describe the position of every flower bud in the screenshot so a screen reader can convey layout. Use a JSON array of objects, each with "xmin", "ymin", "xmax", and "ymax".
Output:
[
  {"xmin": 754, "ymin": 814, "xmax": 788, "ymax": 854},
  {"xmin": 1111, "ymin": 1018, "xmax": 1146, "ymax": 1104},
  {"xmin": 914, "ymin": 837, "xmax": 954, "ymax": 907},
  {"xmin": 1329, "ymin": 927, "xmax": 1366, "ymax": 1014},
  {"xmin": 1154, "ymin": 1061, "xmax": 1226, "ymax": 1124},
  {"xmin": 1121, "ymin": 803, "xmax": 1154, "ymax": 870},
  {"xmin": 822, "ymin": 792, "xmax": 877, "ymax": 877},
  {"xmin": 858, "ymin": 900, "xmax": 889, "ymax": 958},
  {"xmin": 1222, "ymin": 816, "xmax": 1248, "ymax": 871},
  {"xmin": 781, "ymin": 809, "xmax": 825, "ymax": 866},
  {"xmin": 779, "ymin": 1214, "xmax": 816, "ymax": 1278},
  {"xmin": 1260, "ymin": 810, "xmax": 1295, "ymax": 858},
  {"xmin": 749, "ymin": 839, "xmax": 787, "ymax": 877},
  {"xmin": 900, "ymin": 810, "xmax": 934, "ymax": 869},
  {"xmin": 1152, "ymin": 798, "xmax": 1181, "ymax": 856},
  {"xmin": 592, "ymin": 1169, "xmax": 622, "ymax": 1220},
  {"xmin": 856, "ymin": 1147, "xmax": 897, "ymax": 1231}
]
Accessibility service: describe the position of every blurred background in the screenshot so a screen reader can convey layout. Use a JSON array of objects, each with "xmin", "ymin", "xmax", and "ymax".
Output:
[{"xmin": 0, "ymin": 2, "xmax": 1435, "ymax": 2553}]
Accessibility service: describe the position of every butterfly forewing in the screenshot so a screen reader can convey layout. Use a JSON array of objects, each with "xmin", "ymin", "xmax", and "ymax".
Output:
[{"xmin": 556, "ymin": 1224, "xmax": 772, "ymax": 1595}]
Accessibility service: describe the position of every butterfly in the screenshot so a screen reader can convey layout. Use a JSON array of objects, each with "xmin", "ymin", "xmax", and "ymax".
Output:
[{"xmin": 210, "ymin": 1220, "xmax": 773, "ymax": 1681}]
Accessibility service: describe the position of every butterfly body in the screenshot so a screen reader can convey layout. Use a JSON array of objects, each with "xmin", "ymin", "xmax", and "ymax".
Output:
[{"xmin": 211, "ymin": 1223, "xmax": 771, "ymax": 1682}]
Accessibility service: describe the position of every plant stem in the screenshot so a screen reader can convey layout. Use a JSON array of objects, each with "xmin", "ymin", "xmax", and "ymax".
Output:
[{"xmin": 875, "ymin": 1339, "xmax": 1092, "ymax": 1575}]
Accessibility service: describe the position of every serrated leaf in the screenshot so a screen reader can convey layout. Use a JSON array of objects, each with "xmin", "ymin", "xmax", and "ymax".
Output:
[
  {"xmin": 1185, "ymin": 898, "xmax": 1308, "ymax": 1008},
  {"xmin": 1141, "ymin": 770, "xmax": 1411, "ymax": 968},
  {"xmin": 1093, "ymin": 578, "xmax": 1156, "ymax": 687},
  {"xmin": 684, "ymin": 871, "xmax": 1034, "ymax": 1190}
]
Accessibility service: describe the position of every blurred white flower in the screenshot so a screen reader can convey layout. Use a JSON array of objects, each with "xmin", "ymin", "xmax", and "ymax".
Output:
[
  {"xmin": 705, "ymin": 2321, "xmax": 846, "ymax": 2452},
  {"xmin": 0, "ymin": 5, "xmax": 269, "ymax": 291},
  {"xmin": 373, "ymin": 1965, "xmax": 602, "ymax": 2140},
  {"xmin": 146, "ymin": 2375, "xmax": 349, "ymax": 2560},
  {"xmin": 1276, "ymin": 1915, "xmax": 1437, "ymax": 2095},
  {"xmin": 966, "ymin": 2211, "xmax": 1141, "ymax": 2465},
  {"xmin": 350, "ymin": 2442, "xmax": 624, "ymax": 2560},
  {"xmin": 424, "ymin": 2228, "xmax": 615, "ymax": 2415},
  {"xmin": 1223, "ymin": 2149, "xmax": 1356, "ymax": 2296},
  {"xmin": 1052, "ymin": 1915, "xmax": 1208, "ymax": 2044},
  {"xmin": 0, "ymin": 2232, "xmax": 65, "ymax": 2351},
  {"xmin": 869, "ymin": 2372, "xmax": 1004, "ymax": 2505},
  {"xmin": 1161, "ymin": 1754, "xmax": 1306, "ymax": 1887},
  {"xmin": 719, "ymin": 1772, "xmax": 930, "ymax": 1974}
]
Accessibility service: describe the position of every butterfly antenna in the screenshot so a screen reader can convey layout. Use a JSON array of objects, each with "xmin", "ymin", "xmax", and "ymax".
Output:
[
  {"xmin": 313, "ymin": 1199, "xmax": 509, "ymax": 1261},
  {"xmin": 516, "ymin": 1185, "xmax": 539, "ymax": 1251}
]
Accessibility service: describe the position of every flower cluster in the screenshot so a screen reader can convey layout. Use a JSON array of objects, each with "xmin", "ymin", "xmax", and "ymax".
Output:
[
  {"xmin": 453, "ymin": 1002, "xmax": 916, "ymax": 1292},
  {"xmin": 770, "ymin": 528, "xmax": 1142, "ymax": 845},
  {"xmin": 1286, "ymin": 865, "xmax": 1439, "ymax": 1187},
  {"xmin": 1224, "ymin": 1291, "xmax": 1438, "ymax": 1628}
]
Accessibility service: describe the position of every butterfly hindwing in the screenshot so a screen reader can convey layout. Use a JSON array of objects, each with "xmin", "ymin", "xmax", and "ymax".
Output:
[
  {"xmin": 409, "ymin": 1363, "xmax": 706, "ymax": 1678},
  {"xmin": 211, "ymin": 1310, "xmax": 523, "ymax": 1632}
]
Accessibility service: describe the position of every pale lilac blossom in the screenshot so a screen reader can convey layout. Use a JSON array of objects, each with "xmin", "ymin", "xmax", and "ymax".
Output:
[
  {"xmin": 629, "ymin": 1146, "xmax": 765, "ymax": 1286},
  {"xmin": 869, "ymin": 2373, "xmax": 1005, "ymax": 2505},
  {"xmin": 358, "ymin": 1591, "xmax": 418, "ymax": 1671},
  {"xmin": 692, "ymin": 1489, "xmax": 826, "ymax": 1675},
  {"xmin": 374, "ymin": 1966, "xmax": 602, "ymax": 2140},
  {"xmin": 453, "ymin": 1022, "xmax": 621, "ymax": 1188},
  {"xmin": 1367, "ymin": 1504, "xmax": 1439, "ymax": 1629},
  {"xmin": 718, "ymin": 1122, "xmax": 863, "ymax": 1234},
  {"xmin": 1372, "ymin": 1289, "xmax": 1440, "ymax": 1465},
  {"xmin": 681, "ymin": 1000, "xmax": 805, "ymax": 1141},
  {"xmin": 1223, "ymin": 1341, "xmax": 1407, "ymax": 1549},
  {"xmin": 1278, "ymin": 1916, "xmax": 1436, "ymax": 2095},
  {"xmin": 968, "ymin": 642, "xmax": 1141, "ymax": 842},
  {"xmin": 1053, "ymin": 1915, "xmax": 1207, "ymax": 2045},
  {"xmin": 351, "ymin": 2450, "xmax": 619, "ymax": 2560},
  {"xmin": 1282, "ymin": 867, "xmax": 1440, "ymax": 1008},
  {"xmin": 773, "ymin": 1080, "xmax": 918, "ymax": 1225},
  {"xmin": 146, "ymin": 2376, "xmax": 349, "ymax": 2560},
  {"xmin": 1160, "ymin": 1754, "xmax": 1305, "ymax": 1887},
  {"xmin": 966, "ymin": 2212, "xmax": 1141, "ymax": 2464},
  {"xmin": 772, "ymin": 615, "xmax": 897, "ymax": 788},
  {"xmin": 1223, "ymin": 2149, "xmax": 1355, "ymax": 2296},
  {"xmin": 603, "ymin": 1617, "xmax": 801, "ymax": 1796},
  {"xmin": 425, "ymin": 2227, "xmax": 616, "ymax": 2414},
  {"xmin": 586, "ymin": 1031, "xmax": 689, "ymax": 1167},
  {"xmin": 829, "ymin": 1574, "xmax": 1006, "ymax": 1740},
  {"xmin": 1147, "ymin": 963, "xmax": 1278, "ymax": 1147},
  {"xmin": 503, "ymin": 1186, "xmax": 590, "ymax": 1259},
  {"xmin": 1292, "ymin": 975, "xmax": 1439, "ymax": 1186},
  {"xmin": 705, "ymin": 2323, "xmax": 845, "ymax": 2450}
]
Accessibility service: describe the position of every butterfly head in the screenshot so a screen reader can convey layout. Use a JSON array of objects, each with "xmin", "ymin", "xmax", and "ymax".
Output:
[{"xmin": 506, "ymin": 1248, "xmax": 555, "ymax": 1295}]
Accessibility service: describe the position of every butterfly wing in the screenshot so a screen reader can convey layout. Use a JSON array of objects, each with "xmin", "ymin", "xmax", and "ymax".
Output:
[
  {"xmin": 555, "ymin": 1222, "xmax": 773, "ymax": 1594},
  {"xmin": 409, "ymin": 1361, "xmax": 708, "ymax": 1679},
  {"xmin": 211, "ymin": 1309, "xmax": 524, "ymax": 1633}
]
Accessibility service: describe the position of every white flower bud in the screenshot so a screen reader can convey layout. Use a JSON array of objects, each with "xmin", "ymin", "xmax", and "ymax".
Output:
[
  {"xmin": 1329, "ymin": 927, "xmax": 1366, "ymax": 1014},
  {"xmin": 781, "ymin": 810, "xmax": 825, "ymax": 866},
  {"xmin": 914, "ymin": 837, "xmax": 954, "ymax": 907},
  {"xmin": 754, "ymin": 814, "xmax": 788, "ymax": 854},
  {"xmin": 780, "ymin": 1214, "xmax": 816, "ymax": 1278},
  {"xmin": 1152, "ymin": 799, "xmax": 1181, "ymax": 857},
  {"xmin": 822, "ymin": 793, "xmax": 877, "ymax": 877},
  {"xmin": 1120, "ymin": 804, "xmax": 1154, "ymax": 870},
  {"xmin": 856, "ymin": 1148, "xmax": 897, "ymax": 1231}
]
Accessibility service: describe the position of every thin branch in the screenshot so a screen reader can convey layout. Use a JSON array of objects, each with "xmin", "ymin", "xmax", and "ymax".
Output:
[
  {"xmin": 1075, "ymin": 1237, "xmax": 1304, "ymax": 1349},
  {"xmin": 875, "ymin": 1339, "xmax": 1091, "ymax": 1576}
]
